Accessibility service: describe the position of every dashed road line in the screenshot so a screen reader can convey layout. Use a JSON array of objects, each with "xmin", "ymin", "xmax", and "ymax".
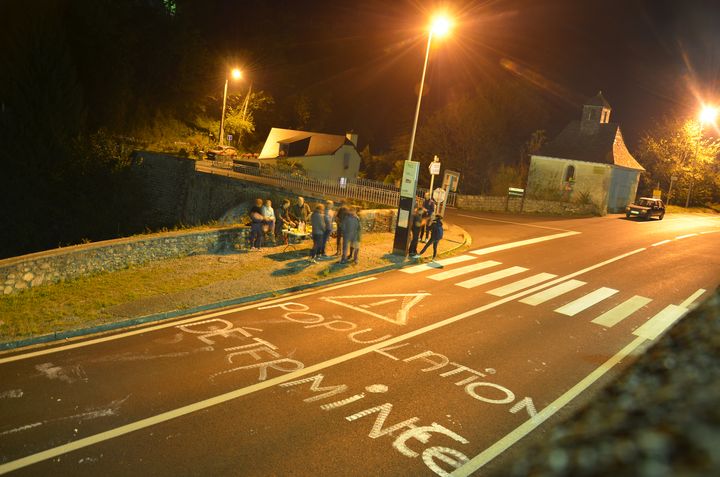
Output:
[
  {"xmin": 651, "ymin": 239, "xmax": 671, "ymax": 246},
  {"xmin": 676, "ymin": 233, "xmax": 698, "ymax": 240},
  {"xmin": 679, "ymin": 288, "xmax": 706, "ymax": 308},
  {"xmin": 470, "ymin": 231, "xmax": 580, "ymax": 256}
]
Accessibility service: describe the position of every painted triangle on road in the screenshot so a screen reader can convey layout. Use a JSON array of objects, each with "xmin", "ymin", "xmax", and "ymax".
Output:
[{"xmin": 320, "ymin": 293, "xmax": 430, "ymax": 325}]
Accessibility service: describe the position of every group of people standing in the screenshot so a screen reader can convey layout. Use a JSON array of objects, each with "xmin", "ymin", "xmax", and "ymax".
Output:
[
  {"xmin": 247, "ymin": 196, "xmax": 363, "ymax": 265},
  {"xmin": 409, "ymin": 192, "xmax": 444, "ymax": 261},
  {"xmin": 308, "ymin": 200, "xmax": 362, "ymax": 265}
]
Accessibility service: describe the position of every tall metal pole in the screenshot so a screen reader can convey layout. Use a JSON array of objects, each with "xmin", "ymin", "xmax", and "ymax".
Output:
[
  {"xmin": 219, "ymin": 78, "xmax": 229, "ymax": 146},
  {"xmin": 407, "ymin": 32, "xmax": 433, "ymax": 163},
  {"xmin": 241, "ymin": 82, "xmax": 253, "ymax": 123}
]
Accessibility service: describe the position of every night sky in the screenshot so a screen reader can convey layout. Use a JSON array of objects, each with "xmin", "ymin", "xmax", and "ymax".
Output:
[{"xmin": 193, "ymin": 0, "xmax": 720, "ymax": 150}]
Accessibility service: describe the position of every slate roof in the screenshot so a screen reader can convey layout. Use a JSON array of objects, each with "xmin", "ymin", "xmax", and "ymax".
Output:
[
  {"xmin": 586, "ymin": 91, "xmax": 611, "ymax": 108},
  {"xmin": 536, "ymin": 121, "xmax": 645, "ymax": 171},
  {"xmin": 259, "ymin": 128, "xmax": 355, "ymax": 159}
]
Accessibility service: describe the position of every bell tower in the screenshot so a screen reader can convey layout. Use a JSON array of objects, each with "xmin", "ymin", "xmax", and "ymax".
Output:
[{"xmin": 580, "ymin": 91, "xmax": 611, "ymax": 134}]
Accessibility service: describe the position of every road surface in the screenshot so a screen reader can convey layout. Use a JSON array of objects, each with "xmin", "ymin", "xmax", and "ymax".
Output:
[{"xmin": 1, "ymin": 211, "xmax": 718, "ymax": 476}]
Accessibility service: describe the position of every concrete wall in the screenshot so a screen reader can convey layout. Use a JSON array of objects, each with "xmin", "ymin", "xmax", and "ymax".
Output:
[
  {"xmin": 456, "ymin": 194, "xmax": 596, "ymax": 216},
  {"xmin": 527, "ymin": 156, "xmax": 612, "ymax": 211},
  {"xmin": 0, "ymin": 209, "xmax": 397, "ymax": 295}
]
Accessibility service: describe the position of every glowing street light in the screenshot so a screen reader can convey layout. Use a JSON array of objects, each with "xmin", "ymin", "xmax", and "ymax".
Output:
[
  {"xmin": 219, "ymin": 68, "xmax": 243, "ymax": 145},
  {"xmin": 406, "ymin": 14, "xmax": 453, "ymax": 163},
  {"xmin": 685, "ymin": 104, "xmax": 718, "ymax": 207}
]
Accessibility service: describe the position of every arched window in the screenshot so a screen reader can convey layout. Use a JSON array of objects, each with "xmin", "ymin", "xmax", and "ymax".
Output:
[{"xmin": 564, "ymin": 165, "xmax": 576, "ymax": 182}]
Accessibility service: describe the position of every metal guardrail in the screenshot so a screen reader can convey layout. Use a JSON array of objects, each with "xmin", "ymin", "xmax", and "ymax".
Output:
[{"xmin": 203, "ymin": 160, "xmax": 456, "ymax": 208}]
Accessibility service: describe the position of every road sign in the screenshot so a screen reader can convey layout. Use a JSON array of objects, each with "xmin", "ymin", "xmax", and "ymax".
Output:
[
  {"xmin": 443, "ymin": 170, "xmax": 460, "ymax": 192},
  {"xmin": 400, "ymin": 160, "xmax": 419, "ymax": 198},
  {"xmin": 433, "ymin": 187, "xmax": 446, "ymax": 203},
  {"xmin": 429, "ymin": 160, "xmax": 441, "ymax": 175},
  {"xmin": 652, "ymin": 188, "xmax": 662, "ymax": 199}
]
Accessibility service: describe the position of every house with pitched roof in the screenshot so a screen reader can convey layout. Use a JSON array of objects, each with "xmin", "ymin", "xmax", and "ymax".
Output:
[
  {"xmin": 526, "ymin": 92, "xmax": 644, "ymax": 213},
  {"xmin": 258, "ymin": 128, "xmax": 361, "ymax": 180}
]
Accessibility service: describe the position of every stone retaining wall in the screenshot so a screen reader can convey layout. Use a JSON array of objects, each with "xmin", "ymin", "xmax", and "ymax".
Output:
[
  {"xmin": 456, "ymin": 194, "xmax": 597, "ymax": 216},
  {"xmin": 0, "ymin": 209, "xmax": 397, "ymax": 295}
]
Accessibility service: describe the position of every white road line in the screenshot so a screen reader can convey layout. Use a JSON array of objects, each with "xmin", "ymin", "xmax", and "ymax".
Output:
[
  {"xmin": 676, "ymin": 233, "xmax": 698, "ymax": 240},
  {"xmin": 427, "ymin": 260, "xmax": 501, "ymax": 281},
  {"xmin": 591, "ymin": 296, "xmax": 652, "ymax": 328},
  {"xmin": 367, "ymin": 299, "xmax": 397, "ymax": 307},
  {"xmin": 0, "ymin": 277, "xmax": 378, "ymax": 365},
  {"xmin": 554, "ymin": 287, "xmax": 618, "ymax": 316},
  {"xmin": 700, "ymin": 230, "xmax": 720, "ymax": 234},
  {"xmin": 470, "ymin": 231, "xmax": 580, "ymax": 256},
  {"xmin": 519, "ymin": 280, "xmax": 586, "ymax": 306},
  {"xmin": 400, "ymin": 254, "xmax": 476, "ymax": 274},
  {"xmin": 632, "ymin": 305, "xmax": 687, "ymax": 340},
  {"xmin": 651, "ymin": 239, "xmax": 671, "ymax": 246},
  {"xmin": 456, "ymin": 214, "xmax": 576, "ymax": 232},
  {"xmin": 451, "ymin": 335, "xmax": 648, "ymax": 477},
  {"xmin": 456, "ymin": 267, "xmax": 528, "ymax": 289},
  {"xmin": 679, "ymin": 288, "xmax": 706, "ymax": 308},
  {"xmin": 0, "ymin": 247, "xmax": 648, "ymax": 475},
  {"xmin": 486, "ymin": 273, "xmax": 558, "ymax": 297}
]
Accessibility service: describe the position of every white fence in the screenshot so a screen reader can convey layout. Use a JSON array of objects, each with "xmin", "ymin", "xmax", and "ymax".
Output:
[{"xmin": 203, "ymin": 160, "xmax": 456, "ymax": 208}]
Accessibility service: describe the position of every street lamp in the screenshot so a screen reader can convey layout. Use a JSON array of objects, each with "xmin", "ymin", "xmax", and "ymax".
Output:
[
  {"xmin": 219, "ymin": 68, "xmax": 242, "ymax": 146},
  {"xmin": 685, "ymin": 105, "xmax": 718, "ymax": 207},
  {"xmin": 406, "ymin": 14, "xmax": 453, "ymax": 163},
  {"xmin": 393, "ymin": 14, "xmax": 453, "ymax": 256}
]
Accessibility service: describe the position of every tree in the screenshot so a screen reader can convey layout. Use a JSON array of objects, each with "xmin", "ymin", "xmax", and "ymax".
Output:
[{"xmin": 636, "ymin": 117, "xmax": 720, "ymax": 206}]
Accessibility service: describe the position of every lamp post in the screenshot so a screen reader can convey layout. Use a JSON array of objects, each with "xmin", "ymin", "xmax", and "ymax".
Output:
[
  {"xmin": 406, "ymin": 15, "xmax": 452, "ymax": 163},
  {"xmin": 685, "ymin": 105, "xmax": 717, "ymax": 207},
  {"xmin": 392, "ymin": 14, "xmax": 453, "ymax": 255},
  {"xmin": 219, "ymin": 68, "xmax": 242, "ymax": 146}
]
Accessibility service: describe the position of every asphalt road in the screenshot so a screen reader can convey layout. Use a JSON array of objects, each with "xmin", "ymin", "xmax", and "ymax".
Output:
[{"xmin": 1, "ymin": 211, "xmax": 718, "ymax": 476}]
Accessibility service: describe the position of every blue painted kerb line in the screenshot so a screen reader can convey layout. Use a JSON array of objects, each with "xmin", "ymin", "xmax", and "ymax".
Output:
[{"xmin": 0, "ymin": 231, "xmax": 468, "ymax": 352}]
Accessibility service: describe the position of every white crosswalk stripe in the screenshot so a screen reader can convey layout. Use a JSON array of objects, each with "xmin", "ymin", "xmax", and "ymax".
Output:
[
  {"xmin": 428, "ymin": 260, "xmax": 501, "ymax": 281},
  {"xmin": 633, "ymin": 305, "xmax": 687, "ymax": 340},
  {"xmin": 456, "ymin": 266, "xmax": 528, "ymax": 289},
  {"xmin": 486, "ymin": 272, "xmax": 557, "ymax": 297},
  {"xmin": 554, "ymin": 287, "xmax": 618, "ymax": 316},
  {"xmin": 400, "ymin": 255, "xmax": 476, "ymax": 274},
  {"xmin": 519, "ymin": 279, "xmax": 586, "ymax": 306},
  {"xmin": 591, "ymin": 295, "xmax": 652, "ymax": 327}
]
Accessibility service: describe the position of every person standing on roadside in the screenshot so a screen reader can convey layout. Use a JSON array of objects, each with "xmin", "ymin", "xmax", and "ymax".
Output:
[
  {"xmin": 340, "ymin": 207, "xmax": 362, "ymax": 264},
  {"xmin": 248, "ymin": 198, "xmax": 265, "ymax": 251},
  {"xmin": 420, "ymin": 192, "xmax": 436, "ymax": 242},
  {"xmin": 291, "ymin": 196, "xmax": 311, "ymax": 227},
  {"xmin": 261, "ymin": 199, "xmax": 276, "ymax": 241},
  {"xmin": 309, "ymin": 204, "xmax": 326, "ymax": 263},
  {"xmin": 334, "ymin": 202, "xmax": 349, "ymax": 256},
  {"xmin": 413, "ymin": 215, "xmax": 444, "ymax": 262},
  {"xmin": 321, "ymin": 200, "xmax": 335, "ymax": 257},
  {"xmin": 408, "ymin": 205, "xmax": 424, "ymax": 256}
]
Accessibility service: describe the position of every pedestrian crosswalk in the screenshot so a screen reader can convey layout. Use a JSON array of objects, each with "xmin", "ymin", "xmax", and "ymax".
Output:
[{"xmin": 401, "ymin": 253, "xmax": 688, "ymax": 336}]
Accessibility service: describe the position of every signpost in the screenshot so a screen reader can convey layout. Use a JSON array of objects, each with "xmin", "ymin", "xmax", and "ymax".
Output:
[
  {"xmin": 506, "ymin": 187, "xmax": 525, "ymax": 212},
  {"xmin": 393, "ymin": 161, "xmax": 420, "ymax": 255},
  {"xmin": 427, "ymin": 156, "xmax": 441, "ymax": 203},
  {"xmin": 438, "ymin": 170, "xmax": 460, "ymax": 217},
  {"xmin": 667, "ymin": 175, "xmax": 677, "ymax": 204}
]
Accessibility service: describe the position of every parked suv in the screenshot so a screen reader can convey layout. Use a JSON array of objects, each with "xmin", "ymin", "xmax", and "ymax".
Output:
[{"xmin": 626, "ymin": 197, "xmax": 665, "ymax": 220}]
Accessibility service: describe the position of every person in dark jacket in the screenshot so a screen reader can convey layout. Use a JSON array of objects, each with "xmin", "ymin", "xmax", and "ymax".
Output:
[
  {"xmin": 308, "ymin": 204, "xmax": 326, "ymax": 263},
  {"xmin": 408, "ymin": 205, "xmax": 424, "ymax": 256},
  {"xmin": 420, "ymin": 193, "xmax": 436, "ymax": 241},
  {"xmin": 334, "ymin": 203, "xmax": 349, "ymax": 256},
  {"xmin": 339, "ymin": 207, "xmax": 361, "ymax": 264},
  {"xmin": 276, "ymin": 199, "xmax": 296, "ymax": 237},
  {"xmin": 291, "ymin": 196, "xmax": 311, "ymax": 225},
  {"xmin": 412, "ymin": 215, "xmax": 443, "ymax": 261},
  {"xmin": 248, "ymin": 198, "xmax": 265, "ymax": 251}
]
